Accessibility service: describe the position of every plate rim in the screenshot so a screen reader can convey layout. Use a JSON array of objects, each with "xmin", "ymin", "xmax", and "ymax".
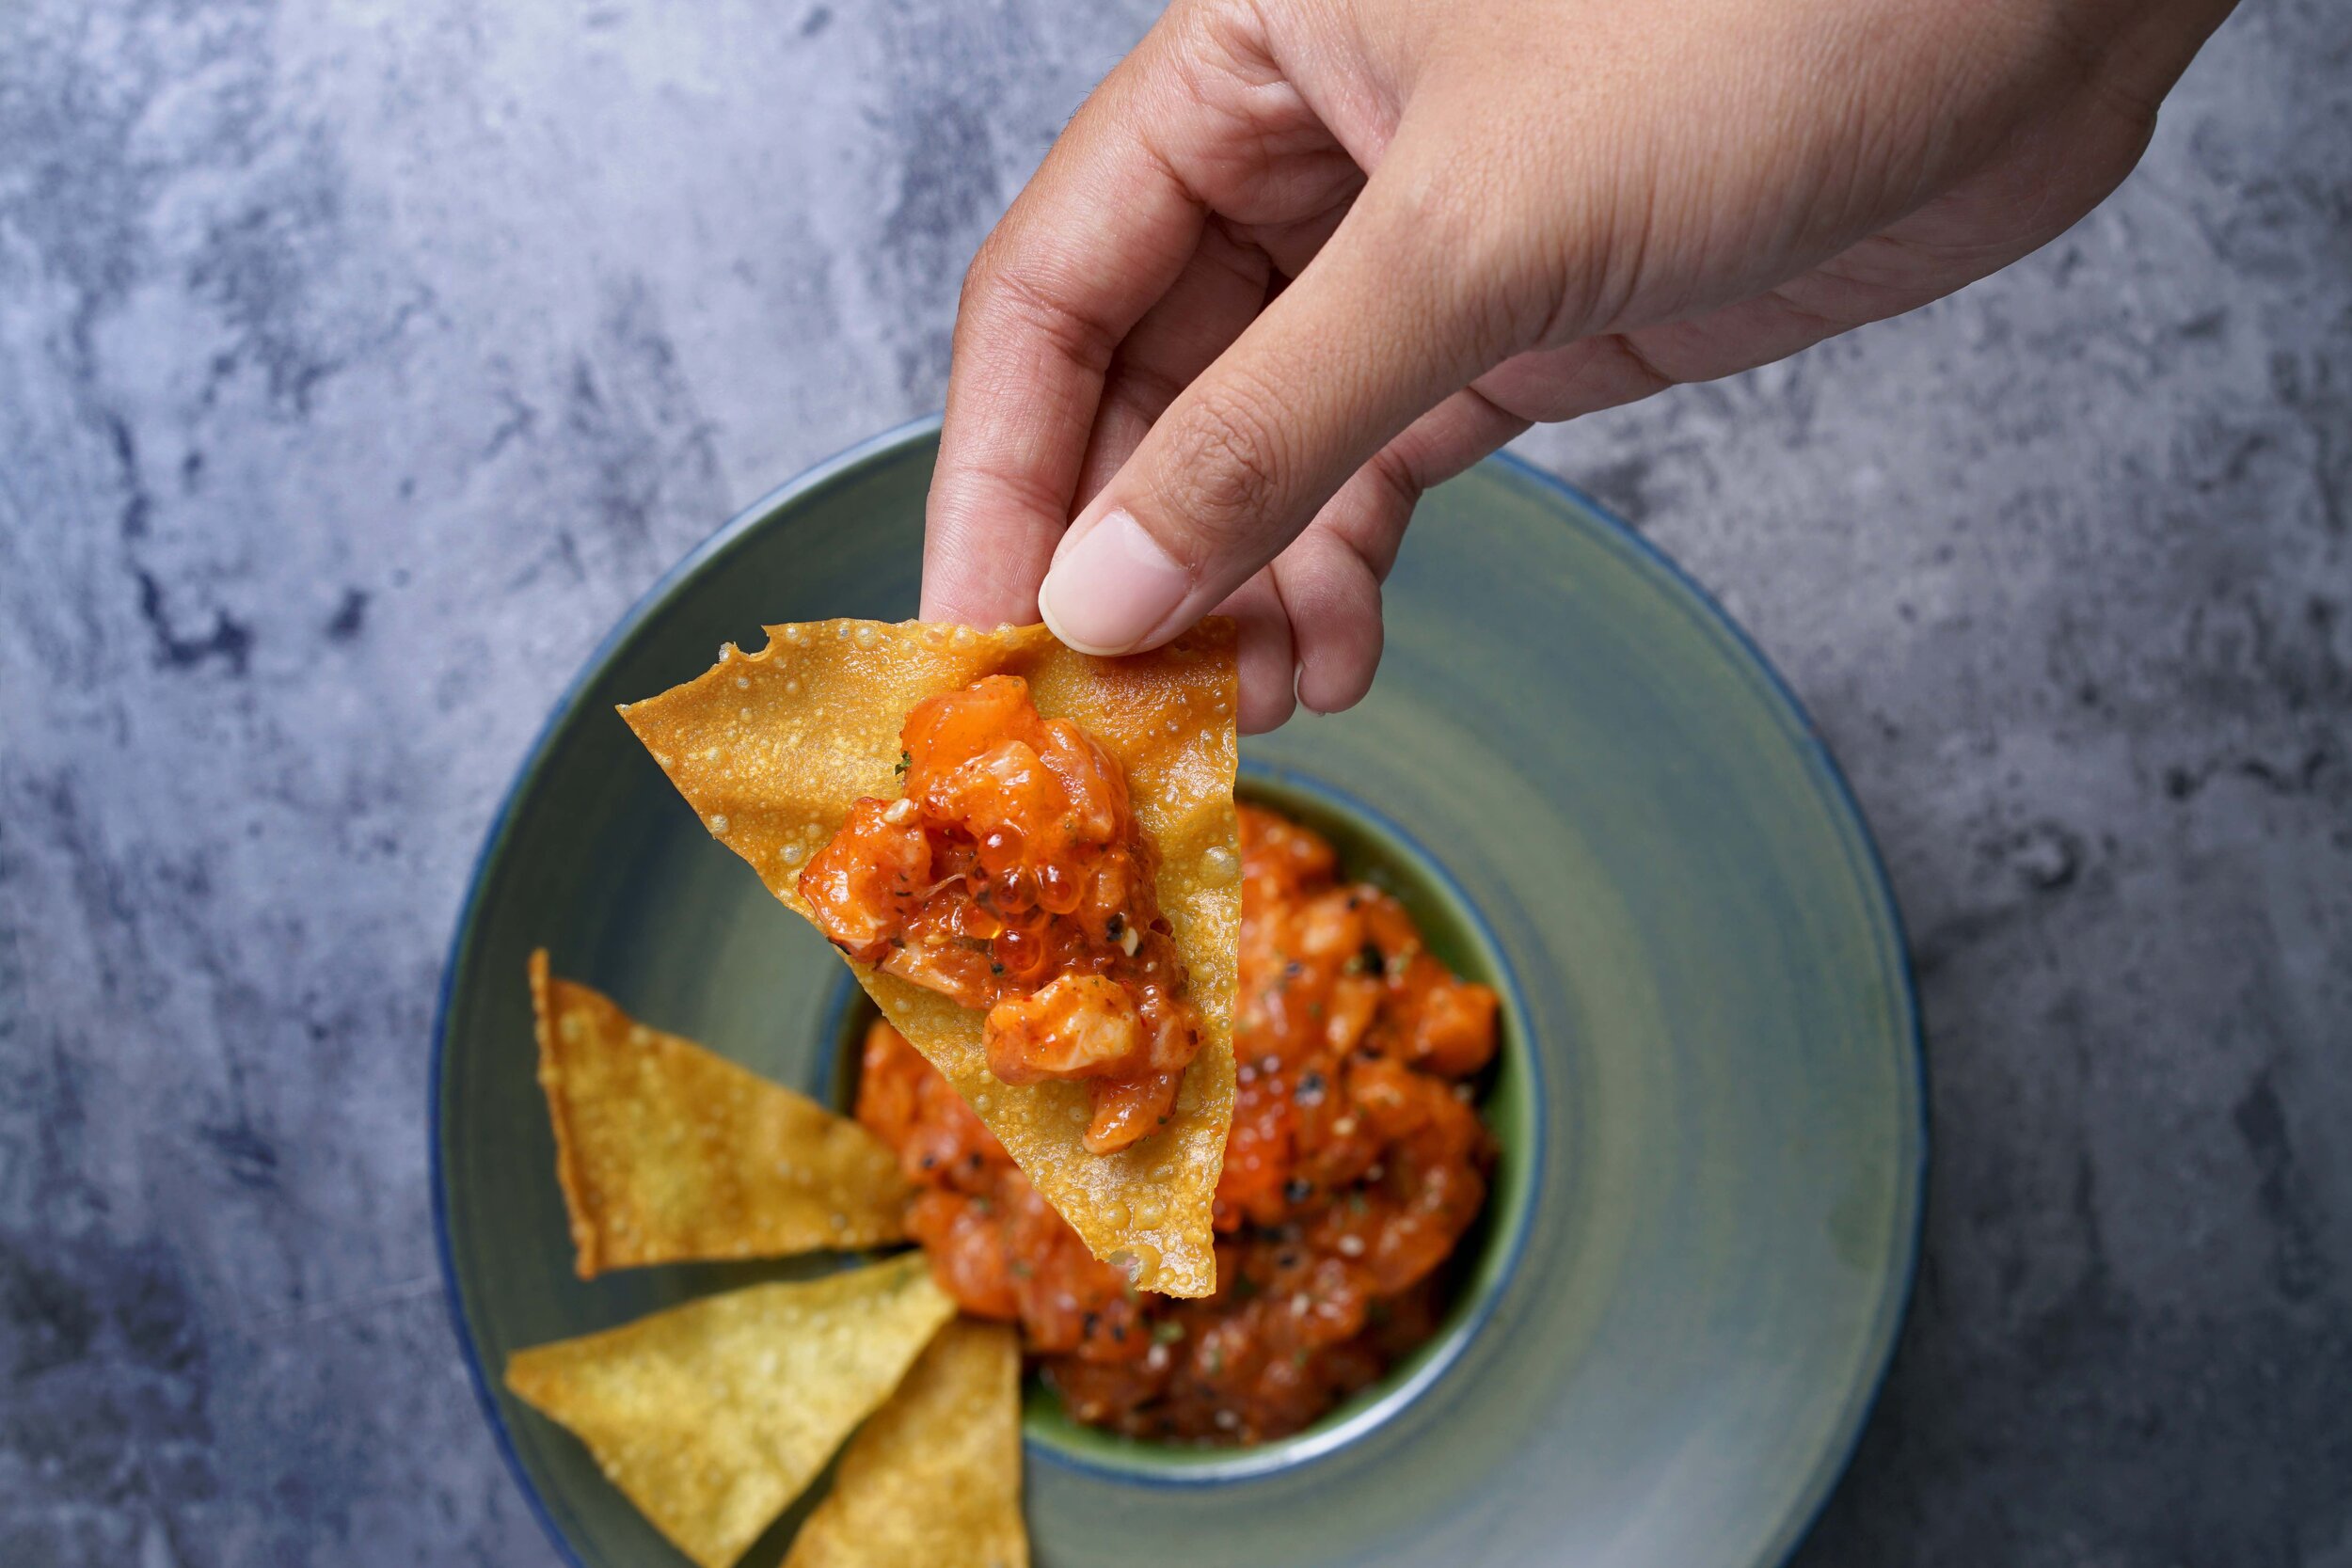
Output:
[{"xmin": 429, "ymin": 414, "xmax": 1929, "ymax": 1568}]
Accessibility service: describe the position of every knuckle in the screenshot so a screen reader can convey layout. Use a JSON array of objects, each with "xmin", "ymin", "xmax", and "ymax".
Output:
[
  {"xmin": 956, "ymin": 236, "xmax": 1119, "ymax": 376},
  {"xmin": 1362, "ymin": 445, "xmax": 1424, "ymax": 521},
  {"xmin": 1158, "ymin": 379, "xmax": 1287, "ymax": 545},
  {"xmin": 955, "ymin": 229, "xmax": 1013, "ymax": 318}
]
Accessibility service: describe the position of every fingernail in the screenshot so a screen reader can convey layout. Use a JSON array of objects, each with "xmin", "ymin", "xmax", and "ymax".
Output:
[{"xmin": 1039, "ymin": 509, "xmax": 1190, "ymax": 655}]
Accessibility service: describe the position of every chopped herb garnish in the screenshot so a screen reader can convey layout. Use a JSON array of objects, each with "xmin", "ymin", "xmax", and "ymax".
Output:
[
  {"xmin": 1204, "ymin": 1346, "xmax": 1226, "ymax": 1376},
  {"xmin": 1009, "ymin": 1259, "xmax": 1033, "ymax": 1278},
  {"xmin": 893, "ymin": 750, "xmax": 911, "ymax": 776},
  {"xmin": 1105, "ymin": 911, "xmax": 1124, "ymax": 942},
  {"xmin": 1152, "ymin": 1320, "xmax": 1186, "ymax": 1345}
]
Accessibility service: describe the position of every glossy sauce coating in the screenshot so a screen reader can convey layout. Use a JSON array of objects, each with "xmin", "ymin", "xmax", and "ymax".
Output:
[
  {"xmin": 802, "ymin": 675, "xmax": 1203, "ymax": 1152},
  {"xmin": 857, "ymin": 802, "xmax": 1499, "ymax": 1444}
]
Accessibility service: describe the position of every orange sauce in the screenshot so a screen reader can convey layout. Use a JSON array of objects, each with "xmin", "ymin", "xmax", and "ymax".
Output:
[
  {"xmin": 856, "ymin": 801, "xmax": 1499, "ymax": 1443},
  {"xmin": 802, "ymin": 675, "xmax": 1203, "ymax": 1151}
]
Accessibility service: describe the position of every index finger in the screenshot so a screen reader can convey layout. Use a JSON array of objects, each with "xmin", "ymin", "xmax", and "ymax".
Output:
[{"xmin": 921, "ymin": 51, "xmax": 1207, "ymax": 627}]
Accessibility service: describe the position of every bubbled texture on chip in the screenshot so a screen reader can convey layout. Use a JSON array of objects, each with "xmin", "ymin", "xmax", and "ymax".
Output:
[
  {"xmin": 501, "ymin": 1256, "xmax": 956, "ymax": 1568},
  {"xmin": 529, "ymin": 950, "xmax": 912, "ymax": 1276},
  {"xmin": 618, "ymin": 621, "xmax": 1239, "ymax": 1296},
  {"xmin": 781, "ymin": 1318, "xmax": 1026, "ymax": 1568}
]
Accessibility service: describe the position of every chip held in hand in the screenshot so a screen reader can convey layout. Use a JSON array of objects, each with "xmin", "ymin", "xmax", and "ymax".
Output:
[{"xmin": 619, "ymin": 620, "xmax": 1240, "ymax": 1297}]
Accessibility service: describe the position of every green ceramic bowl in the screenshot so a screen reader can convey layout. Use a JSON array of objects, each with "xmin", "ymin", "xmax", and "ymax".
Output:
[{"xmin": 433, "ymin": 419, "xmax": 1924, "ymax": 1568}]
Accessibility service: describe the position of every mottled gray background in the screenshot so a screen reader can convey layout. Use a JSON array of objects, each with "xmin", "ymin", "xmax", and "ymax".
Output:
[{"xmin": 1, "ymin": 0, "xmax": 2345, "ymax": 1563}]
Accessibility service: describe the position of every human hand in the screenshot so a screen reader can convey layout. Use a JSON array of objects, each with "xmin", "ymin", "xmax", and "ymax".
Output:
[{"xmin": 921, "ymin": 0, "xmax": 2234, "ymax": 731}]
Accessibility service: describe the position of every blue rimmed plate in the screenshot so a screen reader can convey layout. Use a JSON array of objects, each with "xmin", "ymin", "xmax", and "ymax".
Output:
[{"xmin": 432, "ymin": 419, "xmax": 1924, "ymax": 1568}]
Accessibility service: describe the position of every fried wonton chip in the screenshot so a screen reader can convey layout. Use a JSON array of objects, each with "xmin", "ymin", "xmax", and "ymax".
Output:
[
  {"xmin": 528, "ymin": 951, "xmax": 913, "ymax": 1277},
  {"xmin": 618, "ymin": 621, "xmax": 1239, "ymax": 1297},
  {"xmin": 502, "ymin": 1255, "xmax": 956, "ymax": 1568},
  {"xmin": 781, "ymin": 1319, "xmax": 1026, "ymax": 1568}
]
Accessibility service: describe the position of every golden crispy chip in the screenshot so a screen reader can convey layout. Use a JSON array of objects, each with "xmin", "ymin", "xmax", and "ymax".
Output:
[
  {"xmin": 618, "ymin": 621, "xmax": 1239, "ymax": 1297},
  {"xmin": 528, "ymin": 950, "xmax": 913, "ymax": 1277},
  {"xmin": 781, "ymin": 1319, "xmax": 1026, "ymax": 1568},
  {"xmin": 502, "ymin": 1256, "xmax": 956, "ymax": 1568}
]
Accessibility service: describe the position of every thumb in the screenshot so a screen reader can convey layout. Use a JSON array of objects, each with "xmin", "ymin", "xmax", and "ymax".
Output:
[{"xmin": 1037, "ymin": 143, "xmax": 1504, "ymax": 656}]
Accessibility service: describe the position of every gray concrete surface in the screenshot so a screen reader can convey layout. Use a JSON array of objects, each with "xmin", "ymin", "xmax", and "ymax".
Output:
[{"xmin": 2, "ymin": 2, "xmax": 2346, "ymax": 1564}]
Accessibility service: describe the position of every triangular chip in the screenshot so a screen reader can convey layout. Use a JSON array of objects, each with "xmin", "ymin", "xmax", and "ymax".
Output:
[
  {"xmin": 502, "ymin": 1256, "xmax": 956, "ymax": 1568},
  {"xmin": 618, "ymin": 621, "xmax": 1239, "ymax": 1297},
  {"xmin": 529, "ymin": 950, "xmax": 914, "ymax": 1276},
  {"xmin": 781, "ymin": 1319, "xmax": 1026, "ymax": 1568}
]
